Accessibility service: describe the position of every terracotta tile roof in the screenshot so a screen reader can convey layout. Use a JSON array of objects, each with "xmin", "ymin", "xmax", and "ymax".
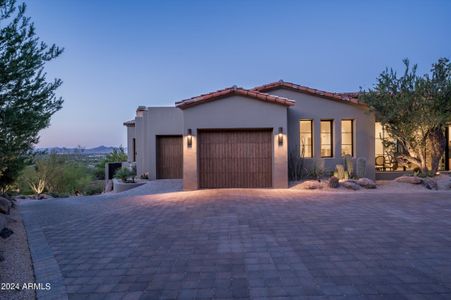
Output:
[
  {"xmin": 253, "ymin": 80, "xmax": 365, "ymax": 106},
  {"xmin": 336, "ymin": 92, "xmax": 361, "ymax": 98},
  {"xmin": 123, "ymin": 119, "xmax": 135, "ymax": 127},
  {"xmin": 175, "ymin": 86, "xmax": 296, "ymax": 109}
]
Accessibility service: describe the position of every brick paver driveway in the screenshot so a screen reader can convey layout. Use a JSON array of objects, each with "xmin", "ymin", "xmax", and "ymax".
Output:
[{"xmin": 20, "ymin": 181, "xmax": 451, "ymax": 299}]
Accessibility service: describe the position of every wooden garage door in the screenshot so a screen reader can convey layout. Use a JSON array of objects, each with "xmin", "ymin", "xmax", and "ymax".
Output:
[
  {"xmin": 156, "ymin": 136, "xmax": 183, "ymax": 179},
  {"xmin": 198, "ymin": 129, "xmax": 272, "ymax": 188}
]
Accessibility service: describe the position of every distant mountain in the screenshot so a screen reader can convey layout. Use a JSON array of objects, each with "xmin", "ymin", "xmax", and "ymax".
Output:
[{"xmin": 36, "ymin": 146, "xmax": 125, "ymax": 155}]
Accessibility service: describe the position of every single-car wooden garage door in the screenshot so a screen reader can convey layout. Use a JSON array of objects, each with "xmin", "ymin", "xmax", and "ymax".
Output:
[
  {"xmin": 198, "ymin": 129, "xmax": 272, "ymax": 188},
  {"xmin": 156, "ymin": 136, "xmax": 183, "ymax": 179}
]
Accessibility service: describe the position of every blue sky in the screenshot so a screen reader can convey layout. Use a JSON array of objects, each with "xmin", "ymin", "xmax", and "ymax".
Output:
[{"xmin": 26, "ymin": 0, "xmax": 451, "ymax": 148}]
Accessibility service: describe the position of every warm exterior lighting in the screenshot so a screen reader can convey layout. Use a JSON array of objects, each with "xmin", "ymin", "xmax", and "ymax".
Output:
[
  {"xmin": 278, "ymin": 127, "xmax": 283, "ymax": 145},
  {"xmin": 187, "ymin": 128, "xmax": 192, "ymax": 147}
]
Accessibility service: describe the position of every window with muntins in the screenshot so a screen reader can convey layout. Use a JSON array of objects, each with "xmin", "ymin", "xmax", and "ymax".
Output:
[
  {"xmin": 341, "ymin": 120, "xmax": 353, "ymax": 156},
  {"xmin": 321, "ymin": 120, "xmax": 333, "ymax": 157},
  {"xmin": 299, "ymin": 120, "xmax": 313, "ymax": 158}
]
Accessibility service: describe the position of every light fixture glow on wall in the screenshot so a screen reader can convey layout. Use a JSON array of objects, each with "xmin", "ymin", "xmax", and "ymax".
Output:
[
  {"xmin": 278, "ymin": 127, "xmax": 283, "ymax": 146},
  {"xmin": 187, "ymin": 128, "xmax": 192, "ymax": 147}
]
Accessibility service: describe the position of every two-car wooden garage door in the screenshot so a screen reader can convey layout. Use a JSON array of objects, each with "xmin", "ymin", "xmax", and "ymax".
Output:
[{"xmin": 198, "ymin": 129, "xmax": 272, "ymax": 188}]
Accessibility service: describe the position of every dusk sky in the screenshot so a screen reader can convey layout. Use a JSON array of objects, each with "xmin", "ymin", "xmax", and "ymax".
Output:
[{"xmin": 27, "ymin": 0, "xmax": 451, "ymax": 148}]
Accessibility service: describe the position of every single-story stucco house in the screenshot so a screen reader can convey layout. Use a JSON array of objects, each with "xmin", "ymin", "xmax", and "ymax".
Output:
[{"xmin": 124, "ymin": 81, "xmax": 451, "ymax": 190}]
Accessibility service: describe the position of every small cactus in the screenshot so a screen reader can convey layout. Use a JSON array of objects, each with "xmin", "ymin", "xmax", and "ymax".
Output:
[
  {"xmin": 329, "ymin": 176, "xmax": 339, "ymax": 188},
  {"xmin": 335, "ymin": 164, "xmax": 345, "ymax": 180},
  {"xmin": 343, "ymin": 154, "xmax": 353, "ymax": 177},
  {"xmin": 356, "ymin": 157, "xmax": 366, "ymax": 178}
]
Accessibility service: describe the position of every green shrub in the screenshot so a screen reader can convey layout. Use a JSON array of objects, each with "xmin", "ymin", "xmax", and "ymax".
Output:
[{"xmin": 114, "ymin": 167, "xmax": 133, "ymax": 182}]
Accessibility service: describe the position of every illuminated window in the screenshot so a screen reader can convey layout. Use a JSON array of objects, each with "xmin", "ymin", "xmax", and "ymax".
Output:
[
  {"xmin": 341, "ymin": 120, "xmax": 353, "ymax": 156},
  {"xmin": 375, "ymin": 122, "xmax": 385, "ymax": 158},
  {"xmin": 300, "ymin": 120, "xmax": 313, "ymax": 158},
  {"xmin": 321, "ymin": 120, "xmax": 333, "ymax": 157},
  {"xmin": 375, "ymin": 122, "xmax": 404, "ymax": 171}
]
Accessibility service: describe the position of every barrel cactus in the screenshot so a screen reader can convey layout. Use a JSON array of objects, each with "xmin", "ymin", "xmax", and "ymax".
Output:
[
  {"xmin": 356, "ymin": 157, "xmax": 366, "ymax": 178},
  {"xmin": 334, "ymin": 164, "xmax": 345, "ymax": 180},
  {"xmin": 328, "ymin": 176, "xmax": 339, "ymax": 188},
  {"xmin": 343, "ymin": 154, "xmax": 353, "ymax": 178}
]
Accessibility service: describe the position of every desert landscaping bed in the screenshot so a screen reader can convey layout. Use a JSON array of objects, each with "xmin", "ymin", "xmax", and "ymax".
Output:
[
  {"xmin": 0, "ymin": 206, "xmax": 36, "ymax": 300},
  {"xmin": 290, "ymin": 174, "xmax": 451, "ymax": 193}
]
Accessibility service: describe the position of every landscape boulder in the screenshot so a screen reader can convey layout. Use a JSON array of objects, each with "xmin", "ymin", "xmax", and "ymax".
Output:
[
  {"xmin": 328, "ymin": 176, "xmax": 339, "ymax": 188},
  {"xmin": 299, "ymin": 180, "xmax": 323, "ymax": 190},
  {"xmin": 0, "ymin": 197, "xmax": 11, "ymax": 215},
  {"xmin": 395, "ymin": 176, "xmax": 423, "ymax": 184},
  {"xmin": 37, "ymin": 194, "xmax": 53, "ymax": 200},
  {"xmin": 422, "ymin": 178, "xmax": 438, "ymax": 190},
  {"xmin": 341, "ymin": 180, "xmax": 361, "ymax": 190},
  {"xmin": 104, "ymin": 180, "xmax": 113, "ymax": 193},
  {"xmin": 357, "ymin": 178, "xmax": 377, "ymax": 189}
]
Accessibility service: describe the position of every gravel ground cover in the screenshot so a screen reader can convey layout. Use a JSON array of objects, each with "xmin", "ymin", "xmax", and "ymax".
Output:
[{"xmin": 0, "ymin": 208, "xmax": 36, "ymax": 300}]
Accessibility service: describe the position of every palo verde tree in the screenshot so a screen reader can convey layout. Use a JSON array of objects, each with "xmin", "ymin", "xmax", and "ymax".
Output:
[
  {"xmin": 0, "ymin": 0, "xmax": 63, "ymax": 190},
  {"xmin": 360, "ymin": 58, "xmax": 451, "ymax": 175}
]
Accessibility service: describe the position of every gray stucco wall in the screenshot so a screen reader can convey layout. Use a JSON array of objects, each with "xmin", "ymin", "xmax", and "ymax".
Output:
[
  {"xmin": 140, "ymin": 107, "xmax": 184, "ymax": 180},
  {"xmin": 266, "ymin": 88, "xmax": 376, "ymax": 179},
  {"xmin": 134, "ymin": 116, "xmax": 145, "ymax": 176},
  {"xmin": 127, "ymin": 107, "xmax": 183, "ymax": 179},
  {"xmin": 182, "ymin": 95, "xmax": 289, "ymax": 190},
  {"xmin": 126, "ymin": 126, "xmax": 135, "ymax": 162}
]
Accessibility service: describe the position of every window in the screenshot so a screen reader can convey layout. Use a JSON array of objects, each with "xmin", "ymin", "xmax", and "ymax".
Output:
[
  {"xmin": 299, "ymin": 120, "xmax": 313, "ymax": 158},
  {"xmin": 321, "ymin": 120, "xmax": 333, "ymax": 157},
  {"xmin": 132, "ymin": 138, "xmax": 136, "ymax": 162},
  {"xmin": 341, "ymin": 120, "xmax": 353, "ymax": 156},
  {"xmin": 446, "ymin": 125, "xmax": 451, "ymax": 170},
  {"xmin": 375, "ymin": 122, "xmax": 385, "ymax": 158},
  {"xmin": 375, "ymin": 122, "xmax": 405, "ymax": 171}
]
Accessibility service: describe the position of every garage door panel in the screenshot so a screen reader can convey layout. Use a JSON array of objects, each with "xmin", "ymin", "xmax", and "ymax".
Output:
[{"xmin": 198, "ymin": 129, "xmax": 272, "ymax": 188}]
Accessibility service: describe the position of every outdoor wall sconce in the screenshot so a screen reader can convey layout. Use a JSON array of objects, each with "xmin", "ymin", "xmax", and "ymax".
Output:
[
  {"xmin": 187, "ymin": 128, "xmax": 192, "ymax": 147},
  {"xmin": 278, "ymin": 127, "xmax": 283, "ymax": 146}
]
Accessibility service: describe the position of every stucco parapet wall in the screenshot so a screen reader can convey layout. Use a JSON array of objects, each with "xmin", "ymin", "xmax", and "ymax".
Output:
[
  {"xmin": 123, "ymin": 119, "xmax": 135, "ymax": 127},
  {"xmin": 113, "ymin": 179, "xmax": 145, "ymax": 193},
  {"xmin": 175, "ymin": 86, "xmax": 295, "ymax": 109}
]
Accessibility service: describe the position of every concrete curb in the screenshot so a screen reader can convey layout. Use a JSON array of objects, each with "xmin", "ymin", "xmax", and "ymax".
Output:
[{"xmin": 21, "ymin": 208, "xmax": 68, "ymax": 300}]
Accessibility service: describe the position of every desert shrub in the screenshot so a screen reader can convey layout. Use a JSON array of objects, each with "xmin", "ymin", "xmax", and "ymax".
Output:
[
  {"xmin": 288, "ymin": 147, "xmax": 306, "ymax": 181},
  {"xmin": 308, "ymin": 158, "xmax": 325, "ymax": 179},
  {"xmin": 328, "ymin": 176, "xmax": 339, "ymax": 188},
  {"xmin": 16, "ymin": 153, "xmax": 93, "ymax": 195},
  {"xmin": 94, "ymin": 147, "xmax": 128, "ymax": 179},
  {"xmin": 356, "ymin": 157, "xmax": 367, "ymax": 178},
  {"xmin": 48, "ymin": 192, "xmax": 69, "ymax": 198},
  {"xmin": 16, "ymin": 166, "xmax": 37, "ymax": 195},
  {"xmin": 343, "ymin": 155, "xmax": 353, "ymax": 177},
  {"xmin": 82, "ymin": 180, "xmax": 104, "ymax": 195}
]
